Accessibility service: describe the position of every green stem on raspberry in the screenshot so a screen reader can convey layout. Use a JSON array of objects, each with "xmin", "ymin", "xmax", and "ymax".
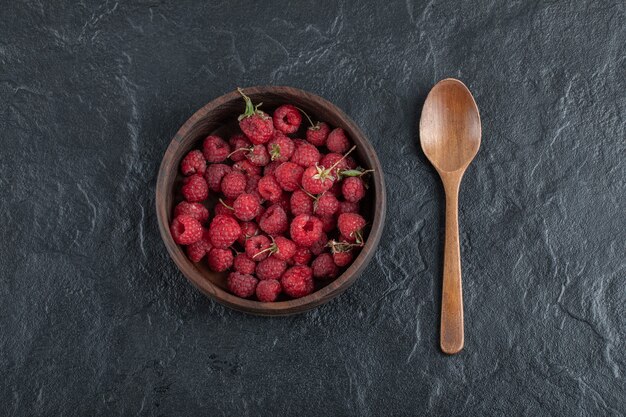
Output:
[
  {"xmin": 295, "ymin": 106, "xmax": 316, "ymax": 129},
  {"xmin": 340, "ymin": 168, "xmax": 374, "ymax": 178},
  {"xmin": 326, "ymin": 145, "xmax": 356, "ymax": 172},
  {"xmin": 237, "ymin": 87, "xmax": 260, "ymax": 120},
  {"xmin": 227, "ymin": 146, "xmax": 252, "ymax": 159},
  {"xmin": 218, "ymin": 198, "xmax": 234, "ymax": 210}
]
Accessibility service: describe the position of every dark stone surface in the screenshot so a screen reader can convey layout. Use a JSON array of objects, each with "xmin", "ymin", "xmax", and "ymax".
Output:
[{"xmin": 1, "ymin": 0, "xmax": 624, "ymax": 415}]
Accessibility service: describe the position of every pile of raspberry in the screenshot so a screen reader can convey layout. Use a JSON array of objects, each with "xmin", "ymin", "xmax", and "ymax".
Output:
[{"xmin": 170, "ymin": 88, "xmax": 371, "ymax": 302}]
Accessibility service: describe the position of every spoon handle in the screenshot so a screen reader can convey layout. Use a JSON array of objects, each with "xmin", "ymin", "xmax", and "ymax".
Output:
[{"xmin": 441, "ymin": 178, "xmax": 464, "ymax": 354}]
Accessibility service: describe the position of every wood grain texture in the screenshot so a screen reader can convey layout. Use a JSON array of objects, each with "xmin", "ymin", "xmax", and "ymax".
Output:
[
  {"xmin": 420, "ymin": 79, "xmax": 481, "ymax": 354},
  {"xmin": 156, "ymin": 86, "xmax": 386, "ymax": 316}
]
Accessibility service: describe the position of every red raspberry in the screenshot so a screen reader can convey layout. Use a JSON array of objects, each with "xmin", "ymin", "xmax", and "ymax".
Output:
[
  {"xmin": 215, "ymin": 198, "xmax": 234, "ymax": 216},
  {"xmin": 256, "ymin": 257, "xmax": 287, "ymax": 280},
  {"xmin": 186, "ymin": 230, "xmax": 212, "ymax": 262},
  {"xmin": 259, "ymin": 205, "xmax": 288, "ymax": 236},
  {"xmin": 208, "ymin": 214, "xmax": 241, "ymax": 249},
  {"xmin": 170, "ymin": 215, "xmax": 203, "ymax": 245},
  {"xmin": 237, "ymin": 221, "xmax": 259, "ymax": 245},
  {"xmin": 204, "ymin": 163, "xmax": 232, "ymax": 193},
  {"xmin": 319, "ymin": 215, "xmax": 336, "ymax": 233},
  {"xmin": 274, "ymin": 162, "xmax": 304, "ymax": 192},
  {"xmin": 232, "ymin": 193, "xmax": 261, "ymax": 221},
  {"xmin": 245, "ymin": 234, "xmax": 272, "ymax": 261},
  {"xmin": 208, "ymin": 247, "xmax": 233, "ymax": 272},
  {"xmin": 337, "ymin": 213, "xmax": 366, "ymax": 243},
  {"xmin": 312, "ymin": 253, "xmax": 339, "ymax": 279},
  {"xmin": 310, "ymin": 232, "xmax": 328, "ymax": 255},
  {"xmin": 174, "ymin": 201, "xmax": 209, "ymax": 223},
  {"xmin": 181, "ymin": 174, "xmax": 209, "ymax": 203},
  {"xmin": 233, "ymin": 159, "xmax": 262, "ymax": 177},
  {"xmin": 227, "ymin": 272, "xmax": 258, "ymax": 298},
  {"xmin": 342, "ymin": 177, "xmax": 366, "ymax": 202},
  {"xmin": 301, "ymin": 165, "xmax": 335, "ymax": 194},
  {"xmin": 290, "ymin": 214, "xmax": 323, "ymax": 247},
  {"xmin": 320, "ymin": 152, "xmax": 352, "ymax": 177},
  {"xmin": 229, "ymin": 134, "xmax": 251, "ymax": 162},
  {"xmin": 333, "ymin": 250, "xmax": 353, "ymax": 267},
  {"xmin": 233, "ymin": 253, "xmax": 256, "ymax": 274},
  {"xmin": 245, "ymin": 144, "xmax": 270, "ymax": 166},
  {"xmin": 221, "ymin": 171, "xmax": 247, "ymax": 199},
  {"xmin": 275, "ymin": 192, "xmax": 291, "ymax": 214},
  {"xmin": 257, "ymin": 175, "xmax": 283, "ymax": 203},
  {"xmin": 256, "ymin": 279, "xmax": 282, "ymax": 302},
  {"xmin": 338, "ymin": 200, "xmax": 359, "ymax": 214},
  {"xmin": 268, "ymin": 132, "xmax": 295, "ymax": 162},
  {"xmin": 306, "ymin": 121, "xmax": 330, "ymax": 147},
  {"xmin": 180, "ymin": 150, "xmax": 206, "ymax": 176},
  {"xmin": 202, "ymin": 135, "xmax": 230, "ymax": 163},
  {"xmin": 238, "ymin": 88, "xmax": 274, "ymax": 144},
  {"xmin": 314, "ymin": 193, "xmax": 339, "ymax": 217},
  {"xmin": 290, "ymin": 190, "xmax": 313, "ymax": 216},
  {"xmin": 272, "ymin": 236, "xmax": 297, "ymax": 261},
  {"xmin": 326, "ymin": 128, "xmax": 351, "ymax": 153},
  {"xmin": 281, "ymin": 266, "xmax": 314, "ymax": 298},
  {"xmin": 291, "ymin": 142, "xmax": 320, "ymax": 167},
  {"xmin": 273, "ymin": 104, "xmax": 302, "ymax": 134},
  {"xmin": 293, "ymin": 247, "xmax": 312, "ymax": 265},
  {"xmin": 264, "ymin": 160, "xmax": 282, "ymax": 176}
]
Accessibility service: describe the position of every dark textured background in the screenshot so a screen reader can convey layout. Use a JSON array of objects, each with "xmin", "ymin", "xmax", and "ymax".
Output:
[{"xmin": 1, "ymin": 1, "xmax": 625, "ymax": 415}]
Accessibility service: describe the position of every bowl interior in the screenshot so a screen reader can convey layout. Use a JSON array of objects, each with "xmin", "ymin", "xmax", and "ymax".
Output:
[{"xmin": 157, "ymin": 87, "xmax": 385, "ymax": 315}]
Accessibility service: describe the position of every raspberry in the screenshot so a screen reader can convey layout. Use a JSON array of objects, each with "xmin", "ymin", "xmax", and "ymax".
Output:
[
  {"xmin": 312, "ymin": 253, "xmax": 339, "ymax": 279},
  {"xmin": 204, "ymin": 163, "xmax": 232, "ymax": 192},
  {"xmin": 301, "ymin": 165, "xmax": 335, "ymax": 194},
  {"xmin": 333, "ymin": 251, "xmax": 353, "ymax": 267},
  {"xmin": 281, "ymin": 266, "xmax": 314, "ymax": 298},
  {"xmin": 256, "ymin": 257, "xmax": 287, "ymax": 280},
  {"xmin": 181, "ymin": 174, "xmax": 209, "ymax": 203},
  {"xmin": 208, "ymin": 214, "xmax": 241, "ymax": 249},
  {"xmin": 337, "ymin": 213, "xmax": 366, "ymax": 244},
  {"xmin": 314, "ymin": 193, "xmax": 339, "ymax": 217},
  {"xmin": 338, "ymin": 200, "xmax": 359, "ymax": 215},
  {"xmin": 320, "ymin": 152, "xmax": 351, "ymax": 177},
  {"xmin": 227, "ymin": 272, "xmax": 258, "ymax": 298},
  {"xmin": 264, "ymin": 160, "xmax": 282, "ymax": 176},
  {"xmin": 238, "ymin": 88, "xmax": 274, "ymax": 144},
  {"xmin": 268, "ymin": 132, "xmax": 295, "ymax": 162},
  {"xmin": 291, "ymin": 141, "xmax": 320, "ymax": 167},
  {"xmin": 245, "ymin": 144, "xmax": 270, "ymax": 166},
  {"xmin": 326, "ymin": 128, "xmax": 351, "ymax": 153},
  {"xmin": 319, "ymin": 215, "xmax": 336, "ymax": 233},
  {"xmin": 273, "ymin": 104, "xmax": 302, "ymax": 134},
  {"xmin": 233, "ymin": 193, "xmax": 261, "ymax": 221},
  {"xmin": 174, "ymin": 201, "xmax": 209, "ymax": 223},
  {"xmin": 170, "ymin": 215, "xmax": 203, "ymax": 245},
  {"xmin": 245, "ymin": 235, "xmax": 272, "ymax": 261},
  {"xmin": 256, "ymin": 279, "xmax": 282, "ymax": 302},
  {"xmin": 229, "ymin": 134, "xmax": 251, "ymax": 162},
  {"xmin": 342, "ymin": 177, "xmax": 366, "ymax": 202},
  {"xmin": 237, "ymin": 221, "xmax": 259, "ymax": 245},
  {"xmin": 202, "ymin": 135, "xmax": 230, "ymax": 163},
  {"xmin": 310, "ymin": 232, "xmax": 328, "ymax": 255},
  {"xmin": 233, "ymin": 159, "xmax": 262, "ymax": 177},
  {"xmin": 180, "ymin": 150, "xmax": 206, "ymax": 176},
  {"xmin": 257, "ymin": 175, "xmax": 283, "ymax": 203},
  {"xmin": 290, "ymin": 214, "xmax": 323, "ymax": 247},
  {"xmin": 274, "ymin": 162, "xmax": 304, "ymax": 192},
  {"xmin": 215, "ymin": 198, "xmax": 234, "ymax": 216},
  {"xmin": 186, "ymin": 230, "xmax": 212, "ymax": 262},
  {"xmin": 293, "ymin": 247, "xmax": 312, "ymax": 265},
  {"xmin": 275, "ymin": 192, "xmax": 291, "ymax": 214},
  {"xmin": 221, "ymin": 171, "xmax": 247, "ymax": 199},
  {"xmin": 272, "ymin": 236, "xmax": 297, "ymax": 261},
  {"xmin": 306, "ymin": 121, "xmax": 330, "ymax": 147},
  {"xmin": 290, "ymin": 190, "xmax": 313, "ymax": 216},
  {"xmin": 233, "ymin": 253, "xmax": 256, "ymax": 274},
  {"xmin": 245, "ymin": 174, "xmax": 262, "ymax": 195},
  {"xmin": 207, "ymin": 248, "xmax": 233, "ymax": 272},
  {"xmin": 259, "ymin": 204, "xmax": 288, "ymax": 236}
]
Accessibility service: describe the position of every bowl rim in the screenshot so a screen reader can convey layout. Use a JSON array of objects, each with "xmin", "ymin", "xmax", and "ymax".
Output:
[{"xmin": 156, "ymin": 85, "xmax": 386, "ymax": 315}]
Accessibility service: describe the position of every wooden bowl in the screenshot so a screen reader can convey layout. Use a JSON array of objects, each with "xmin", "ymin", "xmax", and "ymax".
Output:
[{"xmin": 156, "ymin": 86, "xmax": 386, "ymax": 315}]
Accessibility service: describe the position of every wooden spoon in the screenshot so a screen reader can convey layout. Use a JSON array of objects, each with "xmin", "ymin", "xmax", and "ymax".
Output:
[{"xmin": 419, "ymin": 78, "xmax": 481, "ymax": 354}]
